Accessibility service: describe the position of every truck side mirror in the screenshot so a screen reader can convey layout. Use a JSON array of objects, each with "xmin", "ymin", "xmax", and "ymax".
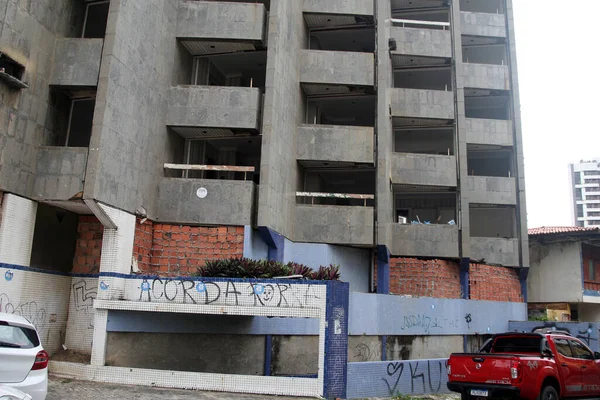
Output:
[{"xmin": 594, "ymin": 352, "xmax": 600, "ymax": 359}]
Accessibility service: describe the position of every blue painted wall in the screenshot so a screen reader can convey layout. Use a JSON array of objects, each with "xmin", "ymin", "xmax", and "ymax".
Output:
[
  {"xmin": 243, "ymin": 226, "xmax": 269, "ymax": 260},
  {"xmin": 347, "ymin": 358, "xmax": 449, "ymax": 399},
  {"xmin": 350, "ymin": 293, "xmax": 527, "ymax": 336},
  {"xmin": 508, "ymin": 321, "xmax": 600, "ymax": 352}
]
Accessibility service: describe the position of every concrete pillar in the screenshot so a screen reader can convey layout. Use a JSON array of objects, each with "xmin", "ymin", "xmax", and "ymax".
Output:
[
  {"xmin": 323, "ymin": 280, "xmax": 350, "ymax": 399},
  {"xmin": 0, "ymin": 194, "xmax": 37, "ymax": 268},
  {"xmin": 450, "ymin": 1, "xmax": 471, "ymax": 259}
]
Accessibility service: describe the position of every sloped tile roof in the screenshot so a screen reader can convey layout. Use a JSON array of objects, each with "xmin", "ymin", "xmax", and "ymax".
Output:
[{"xmin": 528, "ymin": 226, "xmax": 600, "ymax": 235}]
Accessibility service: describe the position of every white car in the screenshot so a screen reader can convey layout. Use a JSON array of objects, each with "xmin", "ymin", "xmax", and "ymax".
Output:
[
  {"xmin": 0, "ymin": 312, "xmax": 48, "ymax": 400},
  {"xmin": 0, "ymin": 384, "xmax": 32, "ymax": 400}
]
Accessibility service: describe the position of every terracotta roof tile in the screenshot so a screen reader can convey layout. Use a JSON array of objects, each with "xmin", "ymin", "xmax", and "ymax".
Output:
[{"xmin": 528, "ymin": 226, "xmax": 600, "ymax": 235}]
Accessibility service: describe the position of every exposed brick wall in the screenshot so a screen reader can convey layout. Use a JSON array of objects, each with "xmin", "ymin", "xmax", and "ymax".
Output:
[
  {"xmin": 469, "ymin": 263, "xmax": 523, "ymax": 302},
  {"xmin": 133, "ymin": 219, "xmax": 153, "ymax": 272},
  {"xmin": 72, "ymin": 216, "xmax": 104, "ymax": 274},
  {"xmin": 390, "ymin": 258, "xmax": 462, "ymax": 299},
  {"xmin": 133, "ymin": 222, "xmax": 244, "ymax": 276}
]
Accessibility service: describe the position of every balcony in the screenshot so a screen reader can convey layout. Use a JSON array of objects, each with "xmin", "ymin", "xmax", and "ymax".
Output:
[
  {"xmin": 390, "ymin": 88, "xmax": 454, "ymax": 121},
  {"xmin": 50, "ymin": 39, "xmax": 103, "ymax": 86},
  {"xmin": 471, "ymin": 237, "xmax": 519, "ymax": 267},
  {"xmin": 177, "ymin": 1, "xmax": 266, "ymax": 55},
  {"xmin": 33, "ymin": 147, "xmax": 88, "ymax": 201},
  {"xmin": 297, "ymin": 125, "xmax": 374, "ymax": 164},
  {"xmin": 389, "ymin": 224, "xmax": 459, "ymax": 258},
  {"xmin": 300, "ymin": 50, "xmax": 374, "ymax": 87},
  {"xmin": 391, "ymin": 153, "xmax": 457, "ymax": 187},
  {"xmin": 461, "ymin": 12, "xmax": 506, "ymax": 38},
  {"xmin": 465, "ymin": 176, "xmax": 516, "ymax": 205},
  {"xmin": 294, "ymin": 193, "xmax": 374, "ymax": 245},
  {"xmin": 390, "ymin": 25, "xmax": 452, "ymax": 60},
  {"xmin": 303, "ymin": 0, "xmax": 373, "ymax": 16},
  {"xmin": 167, "ymin": 86, "xmax": 262, "ymax": 135},
  {"xmin": 462, "ymin": 63, "xmax": 510, "ymax": 91},
  {"xmin": 157, "ymin": 166, "xmax": 256, "ymax": 226},
  {"xmin": 466, "ymin": 118, "xmax": 513, "ymax": 146}
]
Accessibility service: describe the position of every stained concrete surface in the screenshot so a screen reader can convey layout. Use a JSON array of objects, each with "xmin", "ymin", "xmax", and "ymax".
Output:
[{"xmin": 47, "ymin": 377, "xmax": 315, "ymax": 400}]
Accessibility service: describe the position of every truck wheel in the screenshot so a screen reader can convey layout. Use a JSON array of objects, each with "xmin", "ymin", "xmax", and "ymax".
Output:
[{"xmin": 540, "ymin": 385, "xmax": 559, "ymax": 400}]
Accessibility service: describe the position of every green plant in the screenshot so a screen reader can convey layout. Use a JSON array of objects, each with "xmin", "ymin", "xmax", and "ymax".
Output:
[
  {"xmin": 195, "ymin": 258, "xmax": 341, "ymax": 280},
  {"xmin": 529, "ymin": 315, "xmax": 550, "ymax": 322}
]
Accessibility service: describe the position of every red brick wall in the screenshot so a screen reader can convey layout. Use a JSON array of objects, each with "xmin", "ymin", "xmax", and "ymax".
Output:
[
  {"xmin": 133, "ymin": 222, "xmax": 244, "ymax": 276},
  {"xmin": 72, "ymin": 216, "xmax": 104, "ymax": 274},
  {"xmin": 469, "ymin": 263, "xmax": 523, "ymax": 302},
  {"xmin": 390, "ymin": 258, "xmax": 462, "ymax": 299}
]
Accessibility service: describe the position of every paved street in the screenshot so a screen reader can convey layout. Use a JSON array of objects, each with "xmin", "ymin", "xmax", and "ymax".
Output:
[{"xmin": 48, "ymin": 376, "xmax": 317, "ymax": 400}]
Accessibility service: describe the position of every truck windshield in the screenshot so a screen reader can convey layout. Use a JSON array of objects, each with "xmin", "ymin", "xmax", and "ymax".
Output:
[{"xmin": 492, "ymin": 336, "xmax": 541, "ymax": 353}]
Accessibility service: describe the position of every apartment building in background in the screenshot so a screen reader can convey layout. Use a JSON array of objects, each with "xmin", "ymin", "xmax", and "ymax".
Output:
[
  {"xmin": 570, "ymin": 158, "xmax": 600, "ymax": 227},
  {"xmin": 0, "ymin": 0, "xmax": 529, "ymax": 398}
]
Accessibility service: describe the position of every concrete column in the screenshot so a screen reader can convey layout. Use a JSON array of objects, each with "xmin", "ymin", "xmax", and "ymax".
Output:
[
  {"xmin": 375, "ymin": 0, "xmax": 394, "ymax": 249},
  {"xmin": 505, "ymin": 0, "xmax": 529, "ymax": 270},
  {"xmin": 450, "ymin": 1, "xmax": 471, "ymax": 258},
  {"xmin": 323, "ymin": 280, "xmax": 350, "ymax": 399},
  {"xmin": 0, "ymin": 194, "xmax": 37, "ymax": 268},
  {"xmin": 90, "ymin": 309, "xmax": 108, "ymax": 366}
]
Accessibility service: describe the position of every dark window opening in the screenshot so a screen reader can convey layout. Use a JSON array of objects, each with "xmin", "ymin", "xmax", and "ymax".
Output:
[
  {"xmin": 67, "ymin": 99, "xmax": 95, "ymax": 147},
  {"xmin": 30, "ymin": 204, "xmax": 79, "ymax": 274},
  {"xmin": 470, "ymin": 205, "xmax": 516, "ymax": 238},
  {"xmin": 48, "ymin": 89, "xmax": 96, "ymax": 147},
  {"xmin": 299, "ymin": 168, "xmax": 375, "ymax": 207},
  {"xmin": 460, "ymin": 0, "xmax": 504, "ymax": 14},
  {"xmin": 192, "ymin": 51, "xmax": 267, "ymax": 92},
  {"xmin": 309, "ymin": 27, "xmax": 375, "ymax": 52},
  {"xmin": 394, "ymin": 191, "xmax": 457, "ymax": 225},
  {"xmin": 0, "ymin": 53, "xmax": 25, "ymax": 81},
  {"xmin": 306, "ymin": 95, "xmax": 375, "ymax": 127},
  {"xmin": 465, "ymin": 90, "xmax": 510, "ymax": 120},
  {"xmin": 575, "ymin": 188, "xmax": 583, "ymax": 200},
  {"xmin": 577, "ymin": 205, "xmax": 584, "ymax": 218},
  {"xmin": 393, "ymin": 67, "xmax": 452, "ymax": 91},
  {"xmin": 82, "ymin": 1, "xmax": 110, "ymax": 38},
  {"xmin": 574, "ymin": 172, "xmax": 581, "ymax": 184},
  {"xmin": 462, "ymin": 41, "xmax": 507, "ymax": 66},
  {"xmin": 395, "ymin": 127, "xmax": 454, "ymax": 155},
  {"xmin": 467, "ymin": 147, "xmax": 514, "ymax": 177}
]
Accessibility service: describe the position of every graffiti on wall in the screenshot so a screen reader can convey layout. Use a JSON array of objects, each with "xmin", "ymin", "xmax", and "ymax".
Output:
[
  {"xmin": 0, "ymin": 293, "xmax": 48, "ymax": 335},
  {"xmin": 132, "ymin": 278, "xmax": 325, "ymax": 309},
  {"xmin": 400, "ymin": 313, "xmax": 462, "ymax": 334},
  {"xmin": 71, "ymin": 280, "xmax": 97, "ymax": 329},
  {"xmin": 346, "ymin": 358, "xmax": 450, "ymax": 398},
  {"xmin": 353, "ymin": 342, "xmax": 382, "ymax": 362}
]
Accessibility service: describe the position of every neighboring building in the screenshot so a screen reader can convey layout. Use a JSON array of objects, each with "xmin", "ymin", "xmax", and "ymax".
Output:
[
  {"xmin": 0, "ymin": 0, "xmax": 528, "ymax": 398},
  {"xmin": 528, "ymin": 226, "xmax": 600, "ymax": 322},
  {"xmin": 569, "ymin": 158, "xmax": 600, "ymax": 227}
]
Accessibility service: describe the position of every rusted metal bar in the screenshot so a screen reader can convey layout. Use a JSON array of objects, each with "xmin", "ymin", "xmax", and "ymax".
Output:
[{"xmin": 164, "ymin": 163, "xmax": 255, "ymax": 173}]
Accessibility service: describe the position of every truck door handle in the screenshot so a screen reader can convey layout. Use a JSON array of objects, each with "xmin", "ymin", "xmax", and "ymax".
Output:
[
  {"xmin": 581, "ymin": 366, "xmax": 587, "ymax": 369},
  {"xmin": 561, "ymin": 363, "xmax": 567, "ymax": 367}
]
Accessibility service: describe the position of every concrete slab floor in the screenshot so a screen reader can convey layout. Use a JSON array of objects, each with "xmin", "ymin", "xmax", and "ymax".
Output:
[{"xmin": 47, "ymin": 376, "xmax": 317, "ymax": 400}]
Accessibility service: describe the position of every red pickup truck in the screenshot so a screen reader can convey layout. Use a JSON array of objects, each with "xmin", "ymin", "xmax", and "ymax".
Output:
[{"xmin": 447, "ymin": 331, "xmax": 600, "ymax": 400}]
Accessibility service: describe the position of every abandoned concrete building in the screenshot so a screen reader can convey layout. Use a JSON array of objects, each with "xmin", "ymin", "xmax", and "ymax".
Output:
[{"xmin": 0, "ymin": 0, "xmax": 528, "ymax": 398}]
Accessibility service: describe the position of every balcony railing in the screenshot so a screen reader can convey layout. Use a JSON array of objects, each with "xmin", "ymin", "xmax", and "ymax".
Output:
[
  {"xmin": 300, "ymin": 50, "xmax": 374, "ymax": 87},
  {"xmin": 391, "ymin": 19, "xmax": 450, "ymax": 30},
  {"xmin": 50, "ymin": 38, "xmax": 103, "ymax": 86},
  {"xmin": 296, "ymin": 192, "xmax": 374, "ymax": 207},
  {"xmin": 164, "ymin": 163, "xmax": 255, "ymax": 180},
  {"xmin": 297, "ymin": 125, "xmax": 374, "ymax": 164}
]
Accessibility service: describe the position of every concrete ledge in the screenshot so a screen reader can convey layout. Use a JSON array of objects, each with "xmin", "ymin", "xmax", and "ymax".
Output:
[
  {"xmin": 33, "ymin": 147, "xmax": 88, "ymax": 201},
  {"xmin": 167, "ymin": 86, "xmax": 262, "ymax": 130},
  {"xmin": 303, "ymin": 0, "xmax": 373, "ymax": 16},
  {"xmin": 297, "ymin": 124, "xmax": 374, "ymax": 164},
  {"xmin": 390, "ymin": 27, "xmax": 451, "ymax": 59},
  {"xmin": 156, "ymin": 178, "xmax": 255, "ymax": 226},
  {"xmin": 390, "ymin": 88, "xmax": 454, "ymax": 120},
  {"xmin": 465, "ymin": 176, "xmax": 517, "ymax": 205},
  {"xmin": 461, "ymin": 11, "xmax": 507, "ymax": 38},
  {"xmin": 177, "ymin": 2, "xmax": 266, "ymax": 42},
  {"xmin": 294, "ymin": 205, "xmax": 374, "ymax": 246},
  {"xmin": 462, "ymin": 63, "xmax": 510, "ymax": 91},
  {"xmin": 465, "ymin": 118, "xmax": 513, "ymax": 146},
  {"xmin": 470, "ymin": 237, "xmax": 519, "ymax": 266},
  {"xmin": 391, "ymin": 153, "xmax": 457, "ymax": 187},
  {"xmin": 49, "ymin": 361, "xmax": 320, "ymax": 397},
  {"xmin": 50, "ymin": 38, "xmax": 103, "ymax": 86},
  {"xmin": 388, "ymin": 224, "xmax": 459, "ymax": 258},
  {"xmin": 299, "ymin": 50, "xmax": 374, "ymax": 87}
]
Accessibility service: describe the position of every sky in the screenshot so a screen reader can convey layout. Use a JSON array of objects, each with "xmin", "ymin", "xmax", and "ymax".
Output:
[{"xmin": 512, "ymin": 0, "xmax": 600, "ymax": 228}]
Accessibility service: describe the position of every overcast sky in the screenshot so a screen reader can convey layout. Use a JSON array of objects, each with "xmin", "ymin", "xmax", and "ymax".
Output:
[{"xmin": 512, "ymin": 0, "xmax": 600, "ymax": 228}]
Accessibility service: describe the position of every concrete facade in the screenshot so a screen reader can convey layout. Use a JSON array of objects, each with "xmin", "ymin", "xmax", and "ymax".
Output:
[
  {"xmin": 299, "ymin": 50, "xmax": 374, "ymax": 87},
  {"xmin": 388, "ymin": 224, "xmax": 459, "ymax": 259},
  {"xmin": 465, "ymin": 118, "xmax": 513, "ymax": 146},
  {"xmin": 50, "ymin": 38, "xmax": 103, "ymax": 87},
  {"xmin": 33, "ymin": 146, "xmax": 88, "ymax": 201},
  {"xmin": 465, "ymin": 176, "xmax": 517, "ymax": 205},
  {"xmin": 297, "ymin": 125, "xmax": 374, "ymax": 164}
]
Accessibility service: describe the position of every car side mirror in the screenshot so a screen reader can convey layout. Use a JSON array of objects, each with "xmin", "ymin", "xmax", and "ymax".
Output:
[
  {"xmin": 542, "ymin": 349, "xmax": 553, "ymax": 358},
  {"xmin": 594, "ymin": 352, "xmax": 600, "ymax": 359}
]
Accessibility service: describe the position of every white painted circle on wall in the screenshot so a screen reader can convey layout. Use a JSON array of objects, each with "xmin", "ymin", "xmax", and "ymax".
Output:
[{"xmin": 196, "ymin": 187, "xmax": 208, "ymax": 198}]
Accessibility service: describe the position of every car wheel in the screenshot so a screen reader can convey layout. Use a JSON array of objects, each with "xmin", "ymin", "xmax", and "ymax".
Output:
[
  {"xmin": 540, "ymin": 385, "xmax": 559, "ymax": 400},
  {"xmin": 461, "ymin": 392, "xmax": 471, "ymax": 400}
]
